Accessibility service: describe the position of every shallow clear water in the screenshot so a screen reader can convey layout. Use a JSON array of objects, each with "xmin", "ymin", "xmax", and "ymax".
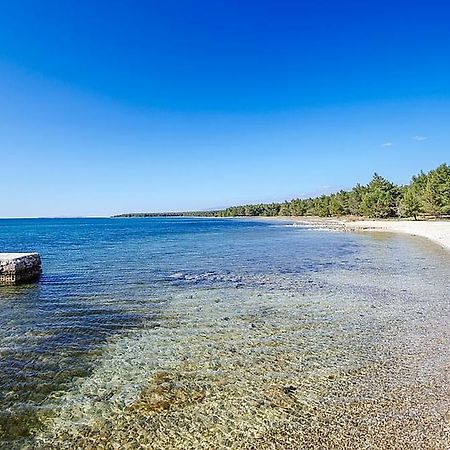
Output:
[{"xmin": 0, "ymin": 218, "xmax": 449, "ymax": 449}]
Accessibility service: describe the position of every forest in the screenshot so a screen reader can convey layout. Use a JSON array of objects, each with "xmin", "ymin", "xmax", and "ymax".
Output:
[
  {"xmin": 216, "ymin": 163, "xmax": 450, "ymax": 219},
  {"xmin": 115, "ymin": 164, "xmax": 450, "ymax": 220}
]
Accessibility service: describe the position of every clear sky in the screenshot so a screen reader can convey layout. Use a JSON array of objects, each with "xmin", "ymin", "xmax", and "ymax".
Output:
[{"xmin": 0, "ymin": 0, "xmax": 449, "ymax": 217}]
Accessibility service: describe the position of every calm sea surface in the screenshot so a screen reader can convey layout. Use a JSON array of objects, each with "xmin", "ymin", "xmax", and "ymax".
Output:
[{"xmin": 0, "ymin": 218, "xmax": 449, "ymax": 449}]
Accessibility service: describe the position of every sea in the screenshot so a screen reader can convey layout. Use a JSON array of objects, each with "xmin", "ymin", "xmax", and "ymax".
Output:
[{"xmin": 0, "ymin": 217, "xmax": 449, "ymax": 449}]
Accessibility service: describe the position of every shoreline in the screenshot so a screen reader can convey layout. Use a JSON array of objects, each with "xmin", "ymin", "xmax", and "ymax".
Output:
[
  {"xmin": 33, "ymin": 218, "xmax": 450, "ymax": 449},
  {"xmin": 259, "ymin": 217, "xmax": 450, "ymax": 252},
  {"xmin": 343, "ymin": 219, "xmax": 450, "ymax": 252}
]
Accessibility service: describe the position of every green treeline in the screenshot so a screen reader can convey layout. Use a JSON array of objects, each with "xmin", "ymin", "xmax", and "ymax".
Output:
[
  {"xmin": 114, "ymin": 210, "xmax": 218, "ymax": 218},
  {"xmin": 217, "ymin": 163, "xmax": 450, "ymax": 219},
  {"xmin": 114, "ymin": 164, "xmax": 450, "ymax": 220}
]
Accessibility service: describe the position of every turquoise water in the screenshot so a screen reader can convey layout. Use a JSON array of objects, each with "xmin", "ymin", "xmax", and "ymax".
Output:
[{"xmin": 0, "ymin": 218, "xmax": 449, "ymax": 449}]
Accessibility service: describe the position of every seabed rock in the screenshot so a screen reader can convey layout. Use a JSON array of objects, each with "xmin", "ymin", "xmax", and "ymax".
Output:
[{"xmin": 0, "ymin": 253, "xmax": 42, "ymax": 285}]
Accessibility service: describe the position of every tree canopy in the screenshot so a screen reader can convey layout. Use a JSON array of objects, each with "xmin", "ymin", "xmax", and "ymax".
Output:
[
  {"xmin": 217, "ymin": 163, "xmax": 450, "ymax": 219},
  {"xmin": 115, "ymin": 164, "xmax": 449, "ymax": 220}
]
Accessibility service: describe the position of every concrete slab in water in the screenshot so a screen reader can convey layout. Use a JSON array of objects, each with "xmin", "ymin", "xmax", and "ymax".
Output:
[{"xmin": 0, "ymin": 253, "xmax": 42, "ymax": 285}]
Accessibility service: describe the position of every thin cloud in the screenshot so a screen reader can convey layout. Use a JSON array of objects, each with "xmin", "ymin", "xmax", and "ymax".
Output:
[
  {"xmin": 382, "ymin": 142, "xmax": 393, "ymax": 147},
  {"xmin": 412, "ymin": 135, "xmax": 427, "ymax": 141}
]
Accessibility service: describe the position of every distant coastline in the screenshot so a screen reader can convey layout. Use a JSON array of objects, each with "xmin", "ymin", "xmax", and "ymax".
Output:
[
  {"xmin": 112, "ymin": 162, "xmax": 450, "ymax": 251},
  {"xmin": 114, "ymin": 163, "xmax": 450, "ymax": 221},
  {"xmin": 112, "ymin": 213, "xmax": 450, "ymax": 253},
  {"xmin": 113, "ymin": 211, "xmax": 219, "ymax": 218}
]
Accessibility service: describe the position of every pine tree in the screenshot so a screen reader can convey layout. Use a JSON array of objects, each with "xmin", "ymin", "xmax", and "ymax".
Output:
[{"xmin": 400, "ymin": 186, "xmax": 421, "ymax": 219}]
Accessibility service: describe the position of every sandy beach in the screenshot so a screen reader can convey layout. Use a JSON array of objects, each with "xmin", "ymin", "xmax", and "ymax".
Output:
[
  {"xmin": 277, "ymin": 217, "xmax": 450, "ymax": 252},
  {"xmin": 345, "ymin": 220, "xmax": 450, "ymax": 252}
]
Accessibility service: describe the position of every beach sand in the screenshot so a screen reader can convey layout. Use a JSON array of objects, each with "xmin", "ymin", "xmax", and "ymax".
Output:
[
  {"xmin": 345, "ymin": 220, "xmax": 450, "ymax": 251},
  {"xmin": 276, "ymin": 217, "xmax": 450, "ymax": 252}
]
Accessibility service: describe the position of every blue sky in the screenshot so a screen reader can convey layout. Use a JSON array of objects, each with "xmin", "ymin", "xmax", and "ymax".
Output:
[{"xmin": 0, "ymin": 0, "xmax": 449, "ymax": 217}]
